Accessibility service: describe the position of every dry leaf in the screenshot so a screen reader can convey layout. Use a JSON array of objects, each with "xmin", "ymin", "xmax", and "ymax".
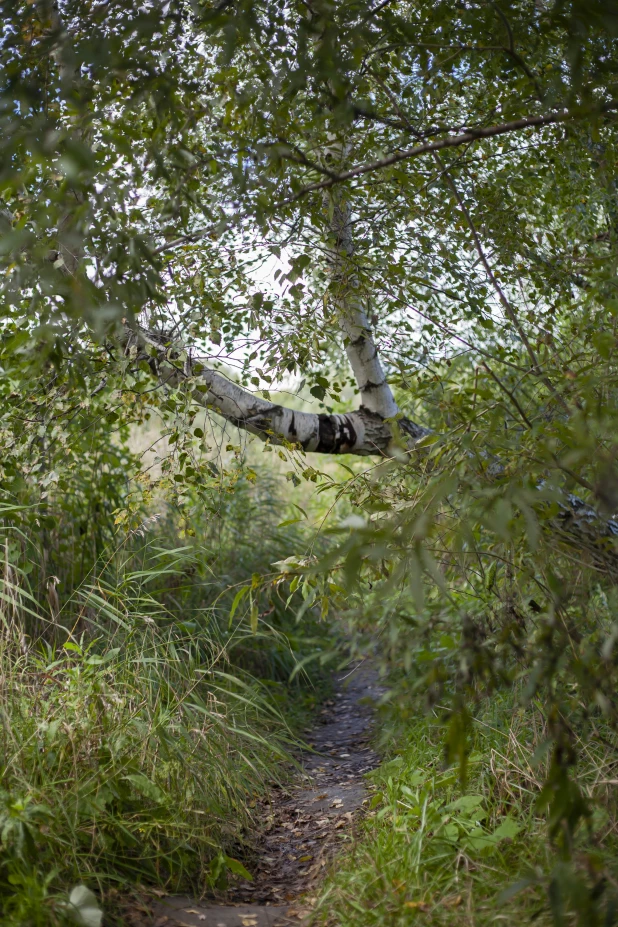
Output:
[{"xmin": 404, "ymin": 901, "xmax": 429, "ymax": 911}]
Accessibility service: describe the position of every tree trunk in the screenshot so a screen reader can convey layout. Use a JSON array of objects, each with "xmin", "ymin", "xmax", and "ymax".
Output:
[
  {"xmin": 129, "ymin": 326, "xmax": 427, "ymax": 456},
  {"xmin": 328, "ymin": 197, "xmax": 399, "ymax": 419}
]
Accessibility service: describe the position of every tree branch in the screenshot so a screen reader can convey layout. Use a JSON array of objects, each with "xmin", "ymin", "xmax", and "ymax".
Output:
[
  {"xmin": 276, "ymin": 102, "xmax": 618, "ymax": 207},
  {"xmin": 155, "ymin": 102, "xmax": 618, "ymax": 255},
  {"xmin": 432, "ymin": 152, "xmax": 568, "ymax": 408},
  {"xmin": 127, "ymin": 326, "xmax": 429, "ymax": 456}
]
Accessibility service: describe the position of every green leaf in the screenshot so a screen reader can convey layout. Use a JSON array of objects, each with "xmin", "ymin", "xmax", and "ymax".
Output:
[
  {"xmin": 123, "ymin": 773, "xmax": 166, "ymax": 805},
  {"xmin": 229, "ymin": 586, "xmax": 249, "ymax": 623},
  {"xmin": 63, "ymin": 642, "xmax": 82, "ymax": 655},
  {"xmin": 224, "ymin": 855, "xmax": 253, "ymax": 882},
  {"xmin": 492, "ymin": 816, "xmax": 522, "ymax": 841}
]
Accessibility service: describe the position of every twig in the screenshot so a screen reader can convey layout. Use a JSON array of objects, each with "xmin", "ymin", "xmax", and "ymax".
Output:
[
  {"xmin": 275, "ymin": 102, "xmax": 618, "ymax": 208},
  {"xmin": 432, "ymin": 151, "xmax": 568, "ymax": 408},
  {"xmin": 482, "ymin": 362, "xmax": 533, "ymax": 428}
]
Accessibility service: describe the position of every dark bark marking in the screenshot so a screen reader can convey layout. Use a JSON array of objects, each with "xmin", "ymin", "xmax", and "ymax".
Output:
[
  {"xmin": 316, "ymin": 414, "xmax": 358, "ymax": 453},
  {"xmin": 360, "ymin": 378, "xmax": 387, "ymax": 391},
  {"xmin": 399, "ymin": 417, "xmax": 431, "ymax": 440},
  {"xmin": 339, "ymin": 415, "xmax": 358, "ymax": 452},
  {"xmin": 316, "ymin": 414, "xmax": 337, "ymax": 452}
]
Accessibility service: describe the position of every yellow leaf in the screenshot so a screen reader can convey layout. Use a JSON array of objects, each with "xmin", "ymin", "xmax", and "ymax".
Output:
[{"xmin": 404, "ymin": 900, "xmax": 429, "ymax": 910}]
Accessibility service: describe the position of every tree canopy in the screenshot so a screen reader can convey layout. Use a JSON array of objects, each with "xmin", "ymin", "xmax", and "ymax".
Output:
[{"xmin": 3, "ymin": 0, "xmax": 618, "ymax": 915}]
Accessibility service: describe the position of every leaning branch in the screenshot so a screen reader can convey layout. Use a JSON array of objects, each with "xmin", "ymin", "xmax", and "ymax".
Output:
[{"xmin": 127, "ymin": 326, "xmax": 429, "ymax": 457}]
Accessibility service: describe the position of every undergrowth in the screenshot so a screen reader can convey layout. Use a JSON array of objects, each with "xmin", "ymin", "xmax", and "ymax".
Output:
[
  {"xmin": 314, "ymin": 691, "xmax": 618, "ymax": 927},
  {"xmin": 0, "ymin": 473, "xmax": 330, "ymax": 926}
]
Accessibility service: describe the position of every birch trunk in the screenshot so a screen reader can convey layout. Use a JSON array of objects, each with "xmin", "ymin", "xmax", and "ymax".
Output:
[
  {"xmin": 328, "ymin": 197, "xmax": 399, "ymax": 419},
  {"xmin": 129, "ymin": 326, "xmax": 418, "ymax": 455}
]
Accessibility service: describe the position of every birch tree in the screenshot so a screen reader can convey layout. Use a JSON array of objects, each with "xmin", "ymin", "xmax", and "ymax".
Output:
[
  {"xmin": 3, "ymin": 1, "xmax": 618, "ymax": 891},
  {"xmin": 3, "ymin": 0, "xmax": 618, "ymax": 563},
  {"xmin": 3, "ymin": 0, "xmax": 617, "ymax": 458}
]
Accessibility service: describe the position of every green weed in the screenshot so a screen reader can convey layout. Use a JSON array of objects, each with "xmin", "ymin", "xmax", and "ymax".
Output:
[
  {"xmin": 314, "ymin": 694, "xmax": 618, "ymax": 926},
  {"xmin": 0, "ymin": 481, "xmax": 329, "ymax": 925}
]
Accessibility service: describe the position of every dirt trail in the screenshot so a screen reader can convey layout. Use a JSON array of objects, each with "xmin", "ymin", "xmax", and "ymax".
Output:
[{"xmin": 150, "ymin": 661, "xmax": 380, "ymax": 927}]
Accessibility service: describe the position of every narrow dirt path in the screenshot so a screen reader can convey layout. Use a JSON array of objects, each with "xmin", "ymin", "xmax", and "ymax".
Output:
[{"xmin": 149, "ymin": 661, "xmax": 380, "ymax": 927}]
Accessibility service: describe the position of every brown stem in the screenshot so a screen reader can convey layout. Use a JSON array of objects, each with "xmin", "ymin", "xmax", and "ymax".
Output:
[
  {"xmin": 482, "ymin": 362, "xmax": 533, "ymax": 428},
  {"xmin": 155, "ymin": 102, "xmax": 618, "ymax": 254}
]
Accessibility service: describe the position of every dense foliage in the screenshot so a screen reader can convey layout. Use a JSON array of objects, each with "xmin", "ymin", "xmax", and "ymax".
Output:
[
  {"xmin": 0, "ymin": 480, "xmax": 328, "ymax": 925},
  {"xmin": 2, "ymin": 0, "xmax": 618, "ymax": 923}
]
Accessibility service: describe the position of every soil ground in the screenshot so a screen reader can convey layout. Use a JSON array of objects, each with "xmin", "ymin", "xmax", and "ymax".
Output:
[{"xmin": 148, "ymin": 660, "xmax": 381, "ymax": 927}]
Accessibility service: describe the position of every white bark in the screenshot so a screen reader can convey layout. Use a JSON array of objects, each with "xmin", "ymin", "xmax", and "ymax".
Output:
[
  {"xmin": 130, "ymin": 326, "xmax": 427, "ymax": 456},
  {"xmin": 328, "ymin": 197, "xmax": 399, "ymax": 418},
  {"xmin": 127, "ymin": 141, "xmax": 430, "ymax": 456}
]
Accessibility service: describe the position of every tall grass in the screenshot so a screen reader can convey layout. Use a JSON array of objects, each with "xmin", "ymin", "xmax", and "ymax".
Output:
[{"xmin": 0, "ymin": 474, "xmax": 327, "ymax": 926}]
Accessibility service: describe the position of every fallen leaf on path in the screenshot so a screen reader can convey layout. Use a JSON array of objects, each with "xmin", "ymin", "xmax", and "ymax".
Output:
[{"xmin": 286, "ymin": 907, "xmax": 311, "ymax": 918}]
